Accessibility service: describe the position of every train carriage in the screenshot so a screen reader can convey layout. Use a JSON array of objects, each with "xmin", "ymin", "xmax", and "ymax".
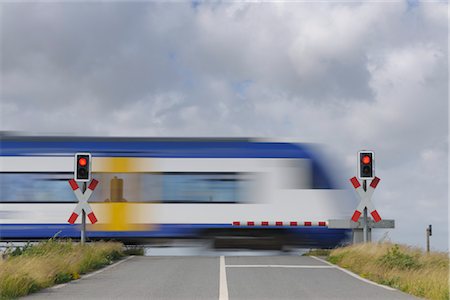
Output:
[{"xmin": 0, "ymin": 135, "xmax": 353, "ymax": 248}]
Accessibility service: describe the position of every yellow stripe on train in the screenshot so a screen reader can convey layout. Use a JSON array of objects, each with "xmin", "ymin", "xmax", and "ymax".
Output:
[
  {"xmin": 92, "ymin": 157, "xmax": 152, "ymax": 173},
  {"xmin": 88, "ymin": 157, "xmax": 155, "ymax": 231},
  {"xmin": 88, "ymin": 203, "xmax": 155, "ymax": 231}
]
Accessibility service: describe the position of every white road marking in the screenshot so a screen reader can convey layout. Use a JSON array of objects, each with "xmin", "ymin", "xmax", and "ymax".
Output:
[
  {"xmin": 51, "ymin": 283, "xmax": 68, "ymax": 290},
  {"xmin": 50, "ymin": 256, "xmax": 135, "ymax": 290},
  {"xmin": 310, "ymin": 256, "xmax": 396, "ymax": 291},
  {"xmin": 82, "ymin": 255, "xmax": 135, "ymax": 279},
  {"xmin": 226, "ymin": 265, "xmax": 334, "ymax": 268},
  {"xmin": 219, "ymin": 256, "xmax": 229, "ymax": 300}
]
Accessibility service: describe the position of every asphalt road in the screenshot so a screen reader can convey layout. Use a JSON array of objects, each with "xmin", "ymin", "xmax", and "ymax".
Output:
[{"xmin": 24, "ymin": 255, "xmax": 417, "ymax": 300}]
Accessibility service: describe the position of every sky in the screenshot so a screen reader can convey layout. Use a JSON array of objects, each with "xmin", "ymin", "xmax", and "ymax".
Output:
[{"xmin": 0, "ymin": 1, "xmax": 448, "ymax": 251}]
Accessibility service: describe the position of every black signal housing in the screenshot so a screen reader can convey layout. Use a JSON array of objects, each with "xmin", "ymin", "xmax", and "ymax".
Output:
[
  {"xmin": 358, "ymin": 151, "xmax": 374, "ymax": 179},
  {"xmin": 75, "ymin": 153, "xmax": 91, "ymax": 182}
]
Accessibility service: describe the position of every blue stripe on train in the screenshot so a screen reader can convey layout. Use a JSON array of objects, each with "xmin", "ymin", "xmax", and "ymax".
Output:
[
  {"xmin": 1, "ymin": 140, "xmax": 309, "ymax": 158},
  {"xmin": 0, "ymin": 224, "xmax": 350, "ymax": 248},
  {"xmin": 0, "ymin": 140, "xmax": 338, "ymax": 189}
]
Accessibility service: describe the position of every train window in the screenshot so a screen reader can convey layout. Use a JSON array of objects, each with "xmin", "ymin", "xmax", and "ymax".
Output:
[
  {"xmin": 0, "ymin": 172, "xmax": 248, "ymax": 203},
  {"xmin": 158, "ymin": 173, "xmax": 241, "ymax": 203},
  {"xmin": 89, "ymin": 173, "xmax": 144, "ymax": 203},
  {"xmin": 80, "ymin": 172, "xmax": 251, "ymax": 203},
  {"xmin": 0, "ymin": 173, "xmax": 77, "ymax": 202}
]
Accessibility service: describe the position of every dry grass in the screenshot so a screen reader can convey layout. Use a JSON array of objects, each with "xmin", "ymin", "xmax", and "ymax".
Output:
[
  {"xmin": 0, "ymin": 239, "xmax": 124, "ymax": 299},
  {"xmin": 328, "ymin": 242, "xmax": 449, "ymax": 300}
]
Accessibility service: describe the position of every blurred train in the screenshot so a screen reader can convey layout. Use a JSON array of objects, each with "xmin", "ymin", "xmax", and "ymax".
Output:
[{"xmin": 0, "ymin": 135, "xmax": 355, "ymax": 248}]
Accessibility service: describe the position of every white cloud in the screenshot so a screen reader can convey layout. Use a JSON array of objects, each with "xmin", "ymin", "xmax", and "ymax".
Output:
[{"xmin": 1, "ymin": 1, "xmax": 447, "ymax": 250}]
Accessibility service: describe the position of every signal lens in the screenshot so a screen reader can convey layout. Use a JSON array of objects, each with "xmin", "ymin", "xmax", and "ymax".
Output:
[
  {"xmin": 362, "ymin": 155, "xmax": 371, "ymax": 164},
  {"xmin": 78, "ymin": 168, "xmax": 87, "ymax": 176},
  {"xmin": 79, "ymin": 158, "xmax": 87, "ymax": 166},
  {"xmin": 362, "ymin": 165, "xmax": 371, "ymax": 175}
]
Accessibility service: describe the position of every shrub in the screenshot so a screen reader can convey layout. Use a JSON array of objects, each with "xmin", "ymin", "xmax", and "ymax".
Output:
[
  {"xmin": 5, "ymin": 242, "xmax": 34, "ymax": 257},
  {"xmin": 54, "ymin": 272, "xmax": 73, "ymax": 284},
  {"xmin": 378, "ymin": 244, "xmax": 420, "ymax": 270},
  {"xmin": 303, "ymin": 249, "xmax": 331, "ymax": 257},
  {"xmin": 123, "ymin": 247, "xmax": 144, "ymax": 256}
]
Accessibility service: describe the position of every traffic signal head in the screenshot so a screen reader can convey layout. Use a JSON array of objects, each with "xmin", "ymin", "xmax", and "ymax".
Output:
[
  {"xmin": 75, "ymin": 153, "xmax": 91, "ymax": 181},
  {"xmin": 358, "ymin": 150, "xmax": 374, "ymax": 179}
]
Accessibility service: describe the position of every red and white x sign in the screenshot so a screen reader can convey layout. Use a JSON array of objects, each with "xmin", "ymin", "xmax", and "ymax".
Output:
[
  {"xmin": 350, "ymin": 176, "xmax": 382, "ymax": 223},
  {"xmin": 68, "ymin": 179, "xmax": 98, "ymax": 224}
]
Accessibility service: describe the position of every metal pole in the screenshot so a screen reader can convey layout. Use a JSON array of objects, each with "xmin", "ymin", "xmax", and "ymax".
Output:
[
  {"xmin": 363, "ymin": 180, "xmax": 368, "ymax": 243},
  {"xmin": 426, "ymin": 227, "xmax": 430, "ymax": 253},
  {"xmin": 81, "ymin": 182, "xmax": 87, "ymax": 245}
]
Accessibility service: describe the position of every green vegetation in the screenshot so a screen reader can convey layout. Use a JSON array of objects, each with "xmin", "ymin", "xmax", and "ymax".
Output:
[
  {"xmin": 123, "ymin": 245, "xmax": 145, "ymax": 256},
  {"xmin": 0, "ymin": 239, "xmax": 124, "ymax": 299},
  {"xmin": 302, "ymin": 248, "xmax": 331, "ymax": 257},
  {"xmin": 327, "ymin": 242, "xmax": 449, "ymax": 300}
]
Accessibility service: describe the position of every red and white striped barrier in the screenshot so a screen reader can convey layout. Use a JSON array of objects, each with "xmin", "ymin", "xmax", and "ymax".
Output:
[
  {"xmin": 232, "ymin": 221, "xmax": 328, "ymax": 227},
  {"xmin": 68, "ymin": 179, "xmax": 98, "ymax": 224},
  {"xmin": 350, "ymin": 176, "xmax": 381, "ymax": 223}
]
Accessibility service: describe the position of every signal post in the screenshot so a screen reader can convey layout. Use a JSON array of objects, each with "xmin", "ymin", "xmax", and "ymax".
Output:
[
  {"xmin": 68, "ymin": 153, "xmax": 98, "ymax": 245},
  {"xmin": 328, "ymin": 150, "xmax": 395, "ymax": 243},
  {"xmin": 426, "ymin": 224, "xmax": 432, "ymax": 252},
  {"xmin": 358, "ymin": 151, "xmax": 374, "ymax": 242}
]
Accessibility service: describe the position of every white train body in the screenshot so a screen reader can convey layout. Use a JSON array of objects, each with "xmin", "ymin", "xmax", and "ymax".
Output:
[{"xmin": 0, "ymin": 136, "xmax": 354, "ymax": 248}]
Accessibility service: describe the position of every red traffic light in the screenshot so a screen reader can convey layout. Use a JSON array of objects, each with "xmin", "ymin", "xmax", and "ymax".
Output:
[
  {"xmin": 75, "ymin": 153, "xmax": 91, "ymax": 181},
  {"xmin": 78, "ymin": 157, "xmax": 87, "ymax": 166},
  {"xmin": 358, "ymin": 151, "xmax": 374, "ymax": 179},
  {"xmin": 362, "ymin": 155, "xmax": 371, "ymax": 164}
]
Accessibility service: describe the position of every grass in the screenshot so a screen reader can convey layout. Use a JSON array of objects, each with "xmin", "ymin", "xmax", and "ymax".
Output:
[
  {"xmin": 327, "ymin": 242, "xmax": 449, "ymax": 300},
  {"xmin": 303, "ymin": 248, "xmax": 332, "ymax": 257},
  {"xmin": 0, "ymin": 239, "xmax": 124, "ymax": 299},
  {"xmin": 123, "ymin": 245, "xmax": 145, "ymax": 256}
]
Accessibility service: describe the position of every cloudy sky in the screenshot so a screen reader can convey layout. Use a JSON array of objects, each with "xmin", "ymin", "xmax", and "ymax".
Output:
[{"xmin": 1, "ymin": 1, "xmax": 448, "ymax": 250}]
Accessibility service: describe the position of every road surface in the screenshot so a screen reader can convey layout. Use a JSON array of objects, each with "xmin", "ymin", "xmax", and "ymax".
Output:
[{"xmin": 24, "ymin": 255, "xmax": 417, "ymax": 300}]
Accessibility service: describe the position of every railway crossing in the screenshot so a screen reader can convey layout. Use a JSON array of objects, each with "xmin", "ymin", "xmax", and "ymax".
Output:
[
  {"xmin": 329, "ymin": 150, "xmax": 395, "ymax": 243},
  {"xmin": 67, "ymin": 153, "xmax": 98, "ymax": 245},
  {"xmin": 67, "ymin": 179, "xmax": 99, "ymax": 225}
]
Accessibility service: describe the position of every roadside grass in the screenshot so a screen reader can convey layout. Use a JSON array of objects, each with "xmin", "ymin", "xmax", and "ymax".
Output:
[
  {"xmin": 0, "ymin": 239, "xmax": 124, "ymax": 299},
  {"xmin": 123, "ymin": 245, "xmax": 145, "ymax": 256},
  {"xmin": 328, "ymin": 242, "xmax": 449, "ymax": 300},
  {"xmin": 303, "ymin": 248, "xmax": 332, "ymax": 257}
]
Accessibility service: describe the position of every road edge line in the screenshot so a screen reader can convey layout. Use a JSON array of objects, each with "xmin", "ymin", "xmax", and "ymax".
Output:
[
  {"xmin": 51, "ymin": 255, "xmax": 135, "ymax": 290},
  {"xmin": 310, "ymin": 256, "xmax": 396, "ymax": 291},
  {"xmin": 219, "ymin": 255, "xmax": 229, "ymax": 300}
]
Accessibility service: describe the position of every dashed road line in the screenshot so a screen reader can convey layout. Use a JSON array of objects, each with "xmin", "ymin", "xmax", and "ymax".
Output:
[{"xmin": 219, "ymin": 256, "xmax": 229, "ymax": 300}]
